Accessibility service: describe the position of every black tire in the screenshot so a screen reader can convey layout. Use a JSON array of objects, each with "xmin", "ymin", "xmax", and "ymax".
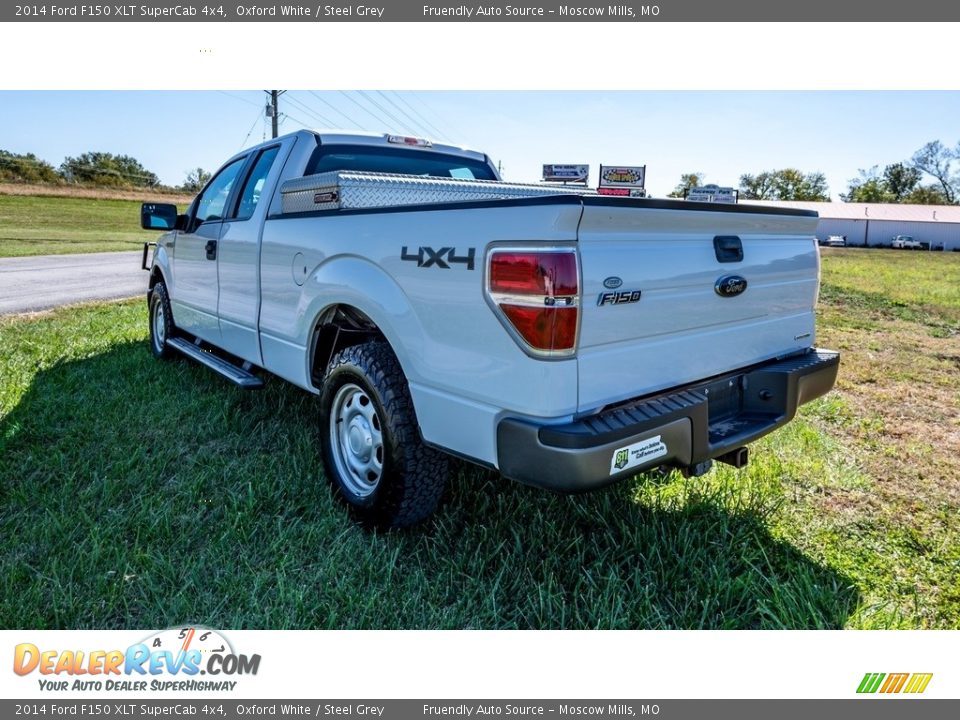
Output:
[
  {"xmin": 319, "ymin": 341, "xmax": 449, "ymax": 528},
  {"xmin": 148, "ymin": 281, "xmax": 177, "ymax": 359}
]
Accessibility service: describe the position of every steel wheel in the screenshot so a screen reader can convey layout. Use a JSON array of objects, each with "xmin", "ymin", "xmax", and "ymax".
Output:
[
  {"xmin": 320, "ymin": 341, "xmax": 450, "ymax": 527},
  {"xmin": 152, "ymin": 298, "xmax": 167, "ymax": 349},
  {"xmin": 329, "ymin": 382, "xmax": 384, "ymax": 498},
  {"xmin": 148, "ymin": 281, "xmax": 176, "ymax": 360}
]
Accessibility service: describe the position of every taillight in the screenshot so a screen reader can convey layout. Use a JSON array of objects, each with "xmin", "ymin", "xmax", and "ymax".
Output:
[{"xmin": 486, "ymin": 249, "xmax": 580, "ymax": 357}]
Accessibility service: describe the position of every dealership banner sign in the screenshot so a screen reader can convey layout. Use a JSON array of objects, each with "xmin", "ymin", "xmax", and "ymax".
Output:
[
  {"xmin": 598, "ymin": 165, "xmax": 646, "ymax": 197},
  {"xmin": 685, "ymin": 184, "xmax": 738, "ymax": 203},
  {"xmin": 542, "ymin": 164, "xmax": 589, "ymax": 184}
]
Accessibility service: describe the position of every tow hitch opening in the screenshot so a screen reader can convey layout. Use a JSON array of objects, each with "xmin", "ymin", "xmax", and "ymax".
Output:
[{"xmin": 717, "ymin": 446, "xmax": 750, "ymax": 469}]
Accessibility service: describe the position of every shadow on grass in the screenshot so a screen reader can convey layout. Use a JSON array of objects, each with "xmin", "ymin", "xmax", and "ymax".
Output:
[{"xmin": 0, "ymin": 340, "xmax": 860, "ymax": 629}]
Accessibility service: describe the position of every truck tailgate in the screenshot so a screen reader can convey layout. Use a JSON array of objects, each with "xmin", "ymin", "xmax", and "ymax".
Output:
[{"xmin": 576, "ymin": 200, "xmax": 820, "ymax": 413}]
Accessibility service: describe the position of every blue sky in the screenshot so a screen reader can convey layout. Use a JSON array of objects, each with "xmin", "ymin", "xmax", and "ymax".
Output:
[{"xmin": 2, "ymin": 90, "xmax": 959, "ymax": 198}]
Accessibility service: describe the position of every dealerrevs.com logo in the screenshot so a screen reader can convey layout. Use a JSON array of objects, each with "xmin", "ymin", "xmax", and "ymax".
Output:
[{"xmin": 13, "ymin": 627, "xmax": 261, "ymax": 692}]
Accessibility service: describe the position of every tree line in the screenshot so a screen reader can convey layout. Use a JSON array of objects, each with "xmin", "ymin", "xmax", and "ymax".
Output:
[
  {"xmin": 0, "ymin": 149, "xmax": 210, "ymax": 193},
  {"xmin": 669, "ymin": 139, "xmax": 960, "ymax": 204}
]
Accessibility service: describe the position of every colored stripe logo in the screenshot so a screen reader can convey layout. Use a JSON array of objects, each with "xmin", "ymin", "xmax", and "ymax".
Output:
[{"xmin": 857, "ymin": 672, "xmax": 933, "ymax": 694}]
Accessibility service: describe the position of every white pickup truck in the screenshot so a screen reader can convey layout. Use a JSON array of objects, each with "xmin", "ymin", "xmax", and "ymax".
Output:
[
  {"xmin": 891, "ymin": 235, "xmax": 922, "ymax": 249},
  {"xmin": 141, "ymin": 130, "xmax": 839, "ymax": 527}
]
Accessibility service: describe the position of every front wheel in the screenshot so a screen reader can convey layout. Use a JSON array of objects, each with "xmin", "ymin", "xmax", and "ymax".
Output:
[
  {"xmin": 148, "ymin": 281, "xmax": 177, "ymax": 359},
  {"xmin": 319, "ymin": 341, "xmax": 449, "ymax": 528}
]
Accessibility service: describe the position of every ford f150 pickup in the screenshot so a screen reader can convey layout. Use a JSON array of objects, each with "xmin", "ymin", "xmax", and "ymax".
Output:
[{"xmin": 140, "ymin": 130, "xmax": 839, "ymax": 527}]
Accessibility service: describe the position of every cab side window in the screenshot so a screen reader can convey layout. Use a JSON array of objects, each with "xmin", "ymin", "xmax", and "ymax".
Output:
[
  {"xmin": 233, "ymin": 146, "xmax": 280, "ymax": 221},
  {"xmin": 195, "ymin": 157, "xmax": 245, "ymax": 224}
]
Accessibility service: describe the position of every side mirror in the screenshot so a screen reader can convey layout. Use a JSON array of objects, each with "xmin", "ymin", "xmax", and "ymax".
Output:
[{"xmin": 141, "ymin": 203, "xmax": 178, "ymax": 230}]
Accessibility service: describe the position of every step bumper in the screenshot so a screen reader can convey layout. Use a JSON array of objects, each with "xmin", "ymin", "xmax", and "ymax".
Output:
[{"xmin": 496, "ymin": 349, "xmax": 840, "ymax": 492}]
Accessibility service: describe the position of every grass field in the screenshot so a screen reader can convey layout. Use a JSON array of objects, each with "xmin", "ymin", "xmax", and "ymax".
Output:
[
  {"xmin": 0, "ymin": 249, "xmax": 958, "ymax": 629},
  {"xmin": 0, "ymin": 189, "xmax": 190, "ymax": 257}
]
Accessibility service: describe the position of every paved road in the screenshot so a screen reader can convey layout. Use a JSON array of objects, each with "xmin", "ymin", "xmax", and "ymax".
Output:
[{"xmin": 0, "ymin": 251, "xmax": 147, "ymax": 315}]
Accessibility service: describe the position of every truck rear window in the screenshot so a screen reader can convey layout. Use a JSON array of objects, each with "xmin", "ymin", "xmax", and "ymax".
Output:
[{"xmin": 305, "ymin": 144, "xmax": 497, "ymax": 181}]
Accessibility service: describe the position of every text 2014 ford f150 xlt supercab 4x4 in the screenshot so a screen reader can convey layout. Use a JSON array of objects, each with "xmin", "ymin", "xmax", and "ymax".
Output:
[{"xmin": 140, "ymin": 130, "xmax": 839, "ymax": 527}]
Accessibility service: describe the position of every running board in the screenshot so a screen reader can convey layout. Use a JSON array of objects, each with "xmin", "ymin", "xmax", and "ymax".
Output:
[{"xmin": 167, "ymin": 338, "xmax": 264, "ymax": 389}]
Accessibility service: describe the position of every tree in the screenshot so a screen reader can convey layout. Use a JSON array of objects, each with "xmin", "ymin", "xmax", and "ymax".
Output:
[
  {"xmin": 738, "ymin": 172, "xmax": 777, "ymax": 200},
  {"xmin": 181, "ymin": 167, "xmax": 211, "ymax": 193},
  {"xmin": 59, "ymin": 152, "xmax": 159, "ymax": 187},
  {"xmin": 883, "ymin": 162, "xmax": 921, "ymax": 201},
  {"xmin": 842, "ymin": 166, "xmax": 894, "ymax": 203},
  {"xmin": 910, "ymin": 141, "xmax": 957, "ymax": 204},
  {"xmin": 739, "ymin": 169, "xmax": 829, "ymax": 201},
  {"xmin": 844, "ymin": 178, "xmax": 893, "ymax": 203},
  {"xmin": 0, "ymin": 150, "xmax": 60, "ymax": 183},
  {"xmin": 667, "ymin": 172, "xmax": 704, "ymax": 198},
  {"xmin": 902, "ymin": 185, "xmax": 950, "ymax": 205},
  {"xmin": 841, "ymin": 162, "xmax": 947, "ymax": 204}
]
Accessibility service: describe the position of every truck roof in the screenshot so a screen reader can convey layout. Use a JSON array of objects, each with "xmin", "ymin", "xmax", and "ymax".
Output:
[{"xmin": 237, "ymin": 129, "xmax": 490, "ymax": 168}]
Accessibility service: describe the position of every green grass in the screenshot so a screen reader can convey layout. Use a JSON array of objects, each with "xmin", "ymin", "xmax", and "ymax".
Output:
[
  {"xmin": 1, "ymin": 249, "xmax": 958, "ymax": 629},
  {"xmin": 819, "ymin": 247, "xmax": 960, "ymax": 328},
  {"xmin": 0, "ymin": 194, "xmax": 177, "ymax": 257}
]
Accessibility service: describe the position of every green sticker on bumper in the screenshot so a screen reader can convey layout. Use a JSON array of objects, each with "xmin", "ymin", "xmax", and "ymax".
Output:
[{"xmin": 610, "ymin": 435, "xmax": 667, "ymax": 475}]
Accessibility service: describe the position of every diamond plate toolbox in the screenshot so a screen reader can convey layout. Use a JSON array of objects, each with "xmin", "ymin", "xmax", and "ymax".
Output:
[{"xmin": 280, "ymin": 171, "xmax": 593, "ymax": 214}]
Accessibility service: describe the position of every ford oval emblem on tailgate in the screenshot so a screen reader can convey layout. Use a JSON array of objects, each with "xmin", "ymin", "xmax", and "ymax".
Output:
[
  {"xmin": 603, "ymin": 276, "xmax": 623, "ymax": 289},
  {"xmin": 715, "ymin": 274, "xmax": 747, "ymax": 297}
]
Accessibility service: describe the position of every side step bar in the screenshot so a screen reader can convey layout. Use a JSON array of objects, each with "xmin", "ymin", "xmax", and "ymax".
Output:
[{"xmin": 167, "ymin": 337, "xmax": 264, "ymax": 389}]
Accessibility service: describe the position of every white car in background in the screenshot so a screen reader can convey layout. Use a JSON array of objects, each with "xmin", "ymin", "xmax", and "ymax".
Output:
[
  {"xmin": 892, "ymin": 235, "xmax": 922, "ymax": 249},
  {"xmin": 820, "ymin": 235, "xmax": 845, "ymax": 247}
]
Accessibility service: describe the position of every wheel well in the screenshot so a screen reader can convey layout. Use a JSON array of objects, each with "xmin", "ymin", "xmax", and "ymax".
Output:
[
  {"xmin": 310, "ymin": 305, "xmax": 385, "ymax": 386},
  {"xmin": 149, "ymin": 267, "xmax": 164, "ymax": 290}
]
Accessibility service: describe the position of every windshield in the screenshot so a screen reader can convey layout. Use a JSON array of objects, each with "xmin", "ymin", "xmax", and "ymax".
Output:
[{"xmin": 305, "ymin": 144, "xmax": 497, "ymax": 181}]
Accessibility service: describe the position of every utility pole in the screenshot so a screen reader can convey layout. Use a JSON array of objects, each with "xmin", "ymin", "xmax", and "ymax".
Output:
[{"xmin": 265, "ymin": 90, "xmax": 284, "ymax": 138}]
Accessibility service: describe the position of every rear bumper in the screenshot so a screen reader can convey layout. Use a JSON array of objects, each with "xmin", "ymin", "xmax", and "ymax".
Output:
[{"xmin": 496, "ymin": 348, "xmax": 839, "ymax": 492}]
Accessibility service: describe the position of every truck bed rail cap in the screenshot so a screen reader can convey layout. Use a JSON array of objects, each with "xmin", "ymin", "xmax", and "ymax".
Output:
[{"xmin": 582, "ymin": 196, "xmax": 819, "ymax": 217}]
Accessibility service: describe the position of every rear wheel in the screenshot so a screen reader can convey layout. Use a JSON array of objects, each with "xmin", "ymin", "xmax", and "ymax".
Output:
[
  {"xmin": 148, "ymin": 281, "xmax": 176, "ymax": 359},
  {"xmin": 319, "ymin": 341, "xmax": 449, "ymax": 528}
]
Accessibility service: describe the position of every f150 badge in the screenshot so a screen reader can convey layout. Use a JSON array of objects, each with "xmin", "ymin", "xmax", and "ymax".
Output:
[
  {"xmin": 598, "ymin": 289, "xmax": 641, "ymax": 306},
  {"xmin": 401, "ymin": 246, "xmax": 475, "ymax": 270},
  {"xmin": 715, "ymin": 274, "xmax": 748, "ymax": 297}
]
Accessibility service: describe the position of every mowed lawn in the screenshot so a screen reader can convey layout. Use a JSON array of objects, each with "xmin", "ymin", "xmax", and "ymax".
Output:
[
  {"xmin": 0, "ymin": 249, "xmax": 958, "ymax": 629},
  {"xmin": 0, "ymin": 191, "xmax": 189, "ymax": 257}
]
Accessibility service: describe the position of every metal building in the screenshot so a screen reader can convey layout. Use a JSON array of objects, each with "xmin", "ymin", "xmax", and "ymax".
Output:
[{"xmin": 744, "ymin": 201, "xmax": 960, "ymax": 251}]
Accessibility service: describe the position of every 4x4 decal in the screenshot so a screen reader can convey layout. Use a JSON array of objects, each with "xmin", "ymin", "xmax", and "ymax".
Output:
[{"xmin": 401, "ymin": 246, "xmax": 476, "ymax": 270}]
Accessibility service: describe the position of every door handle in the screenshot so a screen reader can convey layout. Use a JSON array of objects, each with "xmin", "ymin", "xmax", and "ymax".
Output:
[
  {"xmin": 205, "ymin": 240, "xmax": 217, "ymax": 260},
  {"xmin": 713, "ymin": 235, "xmax": 743, "ymax": 263}
]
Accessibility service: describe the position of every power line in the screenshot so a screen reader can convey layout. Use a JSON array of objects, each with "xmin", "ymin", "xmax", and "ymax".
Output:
[
  {"xmin": 307, "ymin": 91, "xmax": 367, "ymax": 130},
  {"xmin": 217, "ymin": 90, "xmax": 261, "ymax": 108},
  {"xmin": 408, "ymin": 91, "xmax": 467, "ymax": 143},
  {"xmin": 278, "ymin": 110, "xmax": 313, "ymax": 130},
  {"xmin": 375, "ymin": 91, "xmax": 433, "ymax": 139},
  {"xmin": 390, "ymin": 91, "xmax": 450, "ymax": 141},
  {"xmin": 356, "ymin": 90, "xmax": 415, "ymax": 135},
  {"xmin": 338, "ymin": 90, "xmax": 394, "ymax": 131},
  {"xmin": 238, "ymin": 107, "xmax": 264, "ymax": 151},
  {"xmin": 283, "ymin": 92, "xmax": 339, "ymax": 128}
]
